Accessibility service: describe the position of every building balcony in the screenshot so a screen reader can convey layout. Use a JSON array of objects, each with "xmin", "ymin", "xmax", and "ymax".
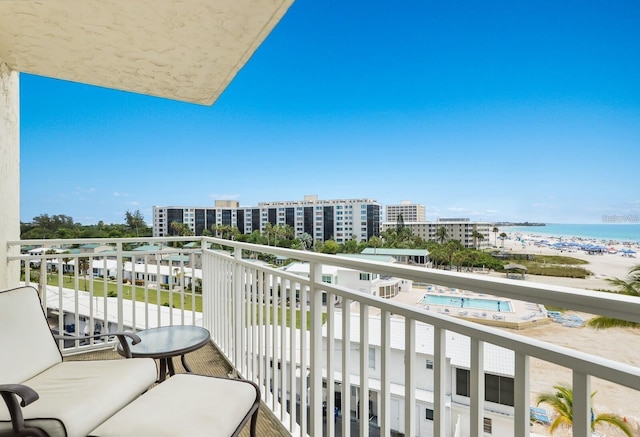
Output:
[{"xmin": 6, "ymin": 236, "xmax": 640, "ymax": 437}]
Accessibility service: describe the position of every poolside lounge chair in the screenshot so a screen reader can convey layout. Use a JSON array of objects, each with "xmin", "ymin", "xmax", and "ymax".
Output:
[{"xmin": 530, "ymin": 406, "xmax": 551, "ymax": 424}]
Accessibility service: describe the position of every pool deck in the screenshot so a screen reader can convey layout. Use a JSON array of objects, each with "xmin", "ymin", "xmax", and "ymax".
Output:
[{"xmin": 388, "ymin": 285, "xmax": 551, "ymax": 330}]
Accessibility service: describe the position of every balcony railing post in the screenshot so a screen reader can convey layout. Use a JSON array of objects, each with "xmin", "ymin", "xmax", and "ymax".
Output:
[
  {"xmin": 326, "ymin": 294, "xmax": 336, "ymax": 437},
  {"xmin": 573, "ymin": 371, "xmax": 591, "ymax": 437},
  {"xmin": 116, "ymin": 242, "xmax": 124, "ymax": 331},
  {"xmin": 309, "ymin": 261, "xmax": 323, "ymax": 437},
  {"xmin": 514, "ymin": 352, "xmax": 530, "ymax": 437},
  {"xmin": 342, "ymin": 299, "xmax": 352, "ymax": 437},
  {"xmin": 232, "ymin": 248, "xmax": 242, "ymax": 377},
  {"xmin": 360, "ymin": 303, "xmax": 370, "ymax": 437},
  {"xmin": 470, "ymin": 339, "xmax": 485, "ymax": 437},
  {"xmin": 380, "ymin": 310, "xmax": 391, "ymax": 437},
  {"xmin": 404, "ymin": 318, "xmax": 416, "ymax": 437},
  {"xmin": 434, "ymin": 326, "xmax": 446, "ymax": 437}
]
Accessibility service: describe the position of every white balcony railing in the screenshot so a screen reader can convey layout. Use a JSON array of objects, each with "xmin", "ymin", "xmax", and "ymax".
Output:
[{"xmin": 8, "ymin": 236, "xmax": 640, "ymax": 437}]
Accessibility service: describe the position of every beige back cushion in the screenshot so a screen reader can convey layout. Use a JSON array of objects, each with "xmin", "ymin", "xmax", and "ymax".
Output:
[{"xmin": 0, "ymin": 286, "xmax": 62, "ymax": 383}]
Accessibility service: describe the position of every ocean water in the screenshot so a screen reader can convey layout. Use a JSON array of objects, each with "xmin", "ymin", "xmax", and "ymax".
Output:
[{"xmin": 503, "ymin": 224, "xmax": 640, "ymax": 243}]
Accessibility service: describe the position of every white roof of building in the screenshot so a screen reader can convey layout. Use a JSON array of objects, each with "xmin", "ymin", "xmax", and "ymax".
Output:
[
  {"xmin": 0, "ymin": 0, "xmax": 294, "ymax": 105},
  {"xmin": 324, "ymin": 312, "xmax": 514, "ymax": 377},
  {"xmin": 124, "ymin": 261, "xmax": 202, "ymax": 280},
  {"xmin": 281, "ymin": 262, "xmax": 342, "ymax": 276}
]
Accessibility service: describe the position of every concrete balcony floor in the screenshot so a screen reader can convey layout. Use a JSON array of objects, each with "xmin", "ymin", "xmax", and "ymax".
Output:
[{"xmin": 65, "ymin": 342, "xmax": 291, "ymax": 437}]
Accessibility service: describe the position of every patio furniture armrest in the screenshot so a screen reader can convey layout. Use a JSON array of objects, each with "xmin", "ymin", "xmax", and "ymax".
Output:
[
  {"xmin": 0, "ymin": 384, "xmax": 47, "ymax": 437},
  {"xmin": 52, "ymin": 331, "xmax": 142, "ymax": 358}
]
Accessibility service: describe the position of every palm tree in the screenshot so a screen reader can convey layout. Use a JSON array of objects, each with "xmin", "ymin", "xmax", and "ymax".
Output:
[
  {"xmin": 536, "ymin": 384, "xmax": 633, "ymax": 436},
  {"xmin": 78, "ymin": 257, "xmax": 90, "ymax": 292},
  {"xmin": 298, "ymin": 232, "xmax": 313, "ymax": 250},
  {"xmin": 263, "ymin": 222, "xmax": 275, "ymax": 246},
  {"xmin": 62, "ymin": 256, "xmax": 73, "ymax": 282},
  {"xmin": 587, "ymin": 264, "xmax": 640, "ymax": 329},
  {"xmin": 125, "ymin": 209, "xmax": 146, "ymax": 237},
  {"xmin": 492, "ymin": 226, "xmax": 499, "ymax": 247},
  {"xmin": 436, "ymin": 226, "xmax": 448, "ymax": 244},
  {"xmin": 471, "ymin": 230, "xmax": 484, "ymax": 250},
  {"xmin": 499, "ymin": 232, "xmax": 507, "ymax": 248}
]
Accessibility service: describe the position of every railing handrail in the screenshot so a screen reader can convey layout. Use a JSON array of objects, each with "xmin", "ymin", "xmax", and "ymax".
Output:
[
  {"xmin": 202, "ymin": 236, "xmax": 640, "ymax": 323},
  {"xmin": 12, "ymin": 235, "xmax": 640, "ymax": 323},
  {"xmin": 200, "ymin": 245, "xmax": 640, "ymax": 392}
]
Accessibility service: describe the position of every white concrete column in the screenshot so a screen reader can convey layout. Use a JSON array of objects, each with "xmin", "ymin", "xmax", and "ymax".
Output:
[{"xmin": 0, "ymin": 61, "xmax": 20, "ymax": 290}]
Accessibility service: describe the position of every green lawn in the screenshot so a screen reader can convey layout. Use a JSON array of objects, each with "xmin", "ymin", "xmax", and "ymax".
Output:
[
  {"xmin": 47, "ymin": 276, "xmax": 202, "ymax": 311},
  {"xmin": 248, "ymin": 304, "xmax": 328, "ymax": 330},
  {"xmin": 43, "ymin": 275, "xmax": 324, "ymax": 329}
]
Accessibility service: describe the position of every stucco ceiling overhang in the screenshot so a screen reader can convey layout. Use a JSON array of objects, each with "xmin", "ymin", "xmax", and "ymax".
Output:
[{"xmin": 0, "ymin": 0, "xmax": 294, "ymax": 105}]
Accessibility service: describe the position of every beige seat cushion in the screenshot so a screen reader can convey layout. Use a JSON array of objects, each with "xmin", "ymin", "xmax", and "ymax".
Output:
[
  {"xmin": 0, "ymin": 286, "xmax": 62, "ymax": 383},
  {"xmin": 90, "ymin": 374, "xmax": 259, "ymax": 437},
  {"xmin": 0, "ymin": 359, "xmax": 157, "ymax": 437}
]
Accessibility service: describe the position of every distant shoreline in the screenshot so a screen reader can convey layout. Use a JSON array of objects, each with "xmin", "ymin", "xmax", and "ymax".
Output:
[
  {"xmin": 499, "ymin": 223, "xmax": 640, "ymax": 245},
  {"xmin": 494, "ymin": 222, "xmax": 546, "ymax": 227}
]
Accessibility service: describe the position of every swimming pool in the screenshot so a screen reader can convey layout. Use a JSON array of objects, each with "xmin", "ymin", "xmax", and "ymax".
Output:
[{"xmin": 420, "ymin": 294, "xmax": 512, "ymax": 312}]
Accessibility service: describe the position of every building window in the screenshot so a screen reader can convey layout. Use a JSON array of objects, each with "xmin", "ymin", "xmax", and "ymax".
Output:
[
  {"xmin": 426, "ymin": 359, "xmax": 433, "ymax": 370},
  {"xmin": 483, "ymin": 417, "xmax": 492, "ymax": 434},
  {"xmin": 425, "ymin": 409, "xmax": 434, "ymax": 421},
  {"xmin": 359, "ymin": 273, "xmax": 370, "ymax": 280},
  {"xmin": 368, "ymin": 347, "xmax": 376, "ymax": 369},
  {"xmin": 455, "ymin": 368, "xmax": 470, "ymax": 397},
  {"xmin": 455, "ymin": 369, "xmax": 514, "ymax": 407},
  {"xmin": 322, "ymin": 275, "xmax": 332, "ymax": 284},
  {"xmin": 485, "ymin": 373, "xmax": 514, "ymax": 406}
]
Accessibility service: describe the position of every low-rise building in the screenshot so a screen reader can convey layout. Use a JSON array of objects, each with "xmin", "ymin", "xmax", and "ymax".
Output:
[
  {"xmin": 322, "ymin": 312, "xmax": 515, "ymax": 437},
  {"xmin": 382, "ymin": 218, "xmax": 492, "ymax": 249}
]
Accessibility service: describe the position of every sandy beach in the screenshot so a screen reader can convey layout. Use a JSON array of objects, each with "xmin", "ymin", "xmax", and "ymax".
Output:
[
  {"xmin": 498, "ymin": 233, "xmax": 640, "ymax": 436},
  {"xmin": 388, "ymin": 232, "xmax": 640, "ymax": 436}
]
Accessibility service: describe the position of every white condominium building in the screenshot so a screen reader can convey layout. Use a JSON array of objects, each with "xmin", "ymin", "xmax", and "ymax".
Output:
[
  {"xmin": 381, "ymin": 218, "xmax": 492, "ymax": 249},
  {"xmin": 385, "ymin": 200, "xmax": 426, "ymax": 222},
  {"xmin": 153, "ymin": 195, "xmax": 381, "ymax": 243}
]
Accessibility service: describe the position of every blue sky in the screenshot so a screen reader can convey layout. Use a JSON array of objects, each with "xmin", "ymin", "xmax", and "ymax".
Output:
[{"xmin": 20, "ymin": 1, "xmax": 640, "ymax": 225}]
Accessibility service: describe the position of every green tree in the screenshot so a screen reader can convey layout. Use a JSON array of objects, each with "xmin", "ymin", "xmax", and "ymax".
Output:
[
  {"xmin": 536, "ymin": 384, "xmax": 632, "ymax": 436},
  {"xmin": 78, "ymin": 257, "xmax": 90, "ymax": 292},
  {"xmin": 263, "ymin": 222, "xmax": 275, "ymax": 246},
  {"xmin": 426, "ymin": 243, "xmax": 446, "ymax": 269},
  {"xmin": 587, "ymin": 264, "xmax": 640, "ymax": 329},
  {"xmin": 471, "ymin": 230, "xmax": 485, "ymax": 250},
  {"xmin": 367, "ymin": 236, "xmax": 382, "ymax": 253},
  {"xmin": 492, "ymin": 226, "xmax": 499, "ymax": 247},
  {"xmin": 439, "ymin": 240, "xmax": 463, "ymax": 269},
  {"xmin": 342, "ymin": 236, "xmax": 361, "ymax": 254},
  {"xmin": 298, "ymin": 232, "xmax": 313, "ymax": 250},
  {"xmin": 436, "ymin": 226, "xmax": 449, "ymax": 244},
  {"xmin": 320, "ymin": 239, "xmax": 340, "ymax": 254},
  {"xmin": 62, "ymin": 255, "xmax": 73, "ymax": 282},
  {"xmin": 396, "ymin": 213, "xmax": 405, "ymax": 231},
  {"xmin": 499, "ymin": 232, "xmax": 507, "ymax": 248},
  {"xmin": 170, "ymin": 221, "xmax": 193, "ymax": 236},
  {"xmin": 125, "ymin": 210, "xmax": 146, "ymax": 237}
]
